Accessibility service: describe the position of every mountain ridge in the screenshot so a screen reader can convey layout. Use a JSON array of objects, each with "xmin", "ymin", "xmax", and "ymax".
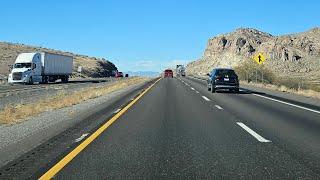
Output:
[{"xmin": 186, "ymin": 27, "xmax": 320, "ymax": 85}]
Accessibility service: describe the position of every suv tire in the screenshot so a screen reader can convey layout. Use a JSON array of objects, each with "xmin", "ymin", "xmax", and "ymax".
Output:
[
  {"xmin": 207, "ymin": 84, "xmax": 211, "ymax": 91},
  {"xmin": 211, "ymin": 84, "xmax": 216, "ymax": 93}
]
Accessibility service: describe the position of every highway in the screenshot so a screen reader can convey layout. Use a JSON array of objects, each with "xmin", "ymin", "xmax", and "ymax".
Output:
[
  {"xmin": 1, "ymin": 77, "xmax": 320, "ymax": 179},
  {"xmin": 46, "ymin": 77, "xmax": 320, "ymax": 179}
]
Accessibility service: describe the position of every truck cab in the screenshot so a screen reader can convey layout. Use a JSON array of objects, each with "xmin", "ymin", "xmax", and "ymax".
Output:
[{"xmin": 8, "ymin": 53, "xmax": 42, "ymax": 84}]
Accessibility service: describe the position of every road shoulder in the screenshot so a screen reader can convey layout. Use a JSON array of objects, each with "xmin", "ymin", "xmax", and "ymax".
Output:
[{"xmin": 0, "ymin": 78, "xmax": 155, "ymax": 169}]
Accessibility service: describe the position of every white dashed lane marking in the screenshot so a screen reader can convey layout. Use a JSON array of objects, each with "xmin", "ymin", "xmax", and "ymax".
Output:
[
  {"xmin": 113, "ymin": 108, "xmax": 122, "ymax": 114},
  {"xmin": 236, "ymin": 122, "xmax": 271, "ymax": 143},
  {"xmin": 202, "ymin": 96, "xmax": 211, "ymax": 101},
  {"xmin": 215, "ymin": 105, "xmax": 223, "ymax": 110},
  {"xmin": 75, "ymin": 133, "xmax": 89, "ymax": 143}
]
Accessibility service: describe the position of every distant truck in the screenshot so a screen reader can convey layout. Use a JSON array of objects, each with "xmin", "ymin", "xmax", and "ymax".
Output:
[
  {"xmin": 164, "ymin": 69, "xmax": 173, "ymax": 78},
  {"xmin": 176, "ymin": 65, "xmax": 185, "ymax": 77},
  {"xmin": 8, "ymin": 52, "xmax": 73, "ymax": 84}
]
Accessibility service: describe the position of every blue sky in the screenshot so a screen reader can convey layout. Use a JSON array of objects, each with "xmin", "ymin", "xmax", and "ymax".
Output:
[{"xmin": 0, "ymin": 0, "xmax": 319, "ymax": 72}]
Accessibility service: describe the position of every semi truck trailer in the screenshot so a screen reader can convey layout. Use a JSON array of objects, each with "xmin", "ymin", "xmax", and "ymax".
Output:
[
  {"xmin": 176, "ymin": 65, "xmax": 186, "ymax": 77},
  {"xmin": 8, "ymin": 52, "xmax": 73, "ymax": 84}
]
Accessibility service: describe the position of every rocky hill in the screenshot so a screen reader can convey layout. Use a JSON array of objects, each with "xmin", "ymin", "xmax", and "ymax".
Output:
[
  {"xmin": 186, "ymin": 28, "xmax": 320, "ymax": 85},
  {"xmin": 0, "ymin": 42, "xmax": 117, "ymax": 78}
]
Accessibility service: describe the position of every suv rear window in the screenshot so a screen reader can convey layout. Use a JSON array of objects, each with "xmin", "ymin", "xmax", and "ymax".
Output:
[
  {"xmin": 165, "ymin": 70, "xmax": 173, "ymax": 73},
  {"xmin": 215, "ymin": 69, "xmax": 236, "ymax": 77}
]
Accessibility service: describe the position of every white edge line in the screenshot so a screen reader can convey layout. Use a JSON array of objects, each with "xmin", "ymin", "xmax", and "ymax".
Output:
[
  {"xmin": 252, "ymin": 93, "xmax": 320, "ymax": 114},
  {"xmin": 236, "ymin": 122, "xmax": 271, "ymax": 143},
  {"xmin": 202, "ymin": 96, "xmax": 211, "ymax": 101},
  {"xmin": 215, "ymin": 105, "xmax": 223, "ymax": 110}
]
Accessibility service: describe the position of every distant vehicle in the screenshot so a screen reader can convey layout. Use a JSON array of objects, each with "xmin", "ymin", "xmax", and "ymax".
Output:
[
  {"xmin": 207, "ymin": 68, "xmax": 239, "ymax": 93},
  {"xmin": 176, "ymin": 65, "xmax": 185, "ymax": 77},
  {"xmin": 125, "ymin": 74, "xmax": 129, "ymax": 77},
  {"xmin": 115, "ymin": 72, "xmax": 124, "ymax": 78},
  {"xmin": 8, "ymin": 52, "xmax": 73, "ymax": 84},
  {"xmin": 164, "ymin": 69, "xmax": 173, "ymax": 78}
]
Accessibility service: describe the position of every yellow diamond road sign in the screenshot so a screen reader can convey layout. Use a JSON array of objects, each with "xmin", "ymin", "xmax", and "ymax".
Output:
[{"xmin": 253, "ymin": 53, "xmax": 266, "ymax": 64}]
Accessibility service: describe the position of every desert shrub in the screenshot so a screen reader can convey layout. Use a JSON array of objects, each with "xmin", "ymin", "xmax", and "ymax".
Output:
[
  {"xmin": 234, "ymin": 59, "xmax": 275, "ymax": 84},
  {"xmin": 308, "ymin": 84, "xmax": 320, "ymax": 92},
  {"xmin": 274, "ymin": 78, "xmax": 320, "ymax": 92},
  {"xmin": 234, "ymin": 59, "xmax": 320, "ymax": 92},
  {"xmin": 274, "ymin": 77, "xmax": 302, "ymax": 90}
]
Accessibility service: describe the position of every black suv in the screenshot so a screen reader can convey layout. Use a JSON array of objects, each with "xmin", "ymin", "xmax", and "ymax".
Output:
[{"xmin": 207, "ymin": 68, "xmax": 239, "ymax": 93}]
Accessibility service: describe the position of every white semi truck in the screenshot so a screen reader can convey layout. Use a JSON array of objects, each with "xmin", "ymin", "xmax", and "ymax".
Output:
[
  {"xmin": 8, "ymin": 52, "xmax": 73, "ymax": 84},
  {"xmin": 176, "ymin": 65, "xmax": 186, "ymax": 77}
]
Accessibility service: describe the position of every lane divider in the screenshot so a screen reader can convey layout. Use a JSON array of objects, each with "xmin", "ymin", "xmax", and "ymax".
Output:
[
  {"xmin": 190, "ymin": 87, "xmax": 195, "ymax": 91},
  {"xmin": 39, "ymin": 78, "xmax": 162, "ymax": 180},
  {"xmin": 214, "ymin": 105, "xmax": 223, "ymax": 110},
  {"xmin": 236, "ymin": 122, "xmax": 271, "ymax": 143},
  {"xmin": 74, "ymin": 133, "xmax": 89, "ymax": 143},
  {"xmin": 113, "ymin": 108, "xmax": 122, "ymax": 114},
  {"xmin": 202, "ymin": 96, "xmax": 211, "ymax": 101}
]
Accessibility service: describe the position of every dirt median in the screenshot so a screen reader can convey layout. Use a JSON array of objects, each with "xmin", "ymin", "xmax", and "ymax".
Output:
[{"xmin": 0, "ymin": 77, "xmax": 150, "ymax": 124}]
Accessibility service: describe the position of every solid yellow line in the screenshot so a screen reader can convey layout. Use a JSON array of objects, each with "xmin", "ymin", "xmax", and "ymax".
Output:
[{"xmin": 39, "ymin": 78, "xmax": 162, "ymax": 180}]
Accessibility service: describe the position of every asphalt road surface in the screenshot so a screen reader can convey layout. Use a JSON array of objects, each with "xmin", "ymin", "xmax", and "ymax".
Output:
[{"xmin": 31, "ymin": 77, "xmax": 319, "ymax": 179}]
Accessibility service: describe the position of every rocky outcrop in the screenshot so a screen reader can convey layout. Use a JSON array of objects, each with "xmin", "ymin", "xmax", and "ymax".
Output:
[
  {"xmin": 0, "ymin": 42, "xmax": 117, "ymax": 77},
  {"xmin": 187, "ymin": 27, "xmax": 320, "ymax": 83}
]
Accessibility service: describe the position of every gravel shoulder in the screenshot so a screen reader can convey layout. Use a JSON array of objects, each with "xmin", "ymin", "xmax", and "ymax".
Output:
[{"xmin": 0, "ymin": 79, "xmax": 153, "ymax": 167}]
